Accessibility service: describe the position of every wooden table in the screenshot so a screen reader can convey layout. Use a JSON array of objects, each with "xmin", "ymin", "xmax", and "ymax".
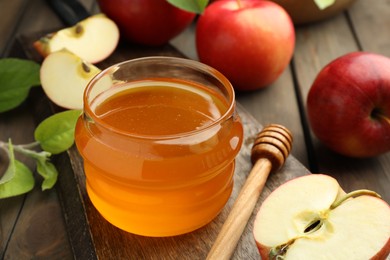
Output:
[{"xmin": 1, "ymin": 0, "xmax": 389, "ymax": 259}]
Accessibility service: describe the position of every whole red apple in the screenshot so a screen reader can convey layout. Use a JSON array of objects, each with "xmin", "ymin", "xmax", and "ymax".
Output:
[
  {"xmin": 307, "ymin": 52, "xmax": 390, "ymax": 158},
  {"xmin": 97, "ymin": 0, "xmax": 196, "ymax": 46},
  {"xmin": 196, "ymin": 0, "xmax": 295, "ymax": 91}
]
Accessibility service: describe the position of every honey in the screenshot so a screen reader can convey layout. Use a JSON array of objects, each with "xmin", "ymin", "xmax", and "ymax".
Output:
[{"xmin": 74, "ymin": 57, "xmax": 243, "ymax": 237}]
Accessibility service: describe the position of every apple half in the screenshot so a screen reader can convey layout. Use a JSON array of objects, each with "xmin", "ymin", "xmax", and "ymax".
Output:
[
  {"xmin": 40, "ymin": 49, "xmax": 111, "ymax": 109},
  {"xmin": 34, "ymin": 14, "xmax": 119, "ymax": 64},
  {"xmin": 254, "ymin": 174, "xmax": 390, "ymax": 259}
]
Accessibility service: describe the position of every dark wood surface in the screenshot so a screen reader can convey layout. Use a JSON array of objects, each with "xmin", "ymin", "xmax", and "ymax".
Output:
[{"xmin": 1, "ymin": 0, "xmax": 389, "ymax": 259}]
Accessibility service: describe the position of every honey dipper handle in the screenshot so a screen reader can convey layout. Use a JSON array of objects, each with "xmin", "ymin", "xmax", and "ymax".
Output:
[
  {"xmin": 207, "ymin": 158, "xmax": 272, "ymax": 260},
  {"xmin": 207, "ymin": 124, "xmax": 293, "ymax": 260}
]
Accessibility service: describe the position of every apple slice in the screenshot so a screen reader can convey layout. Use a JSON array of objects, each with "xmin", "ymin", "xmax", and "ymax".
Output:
[
  {"xmin": 254, "ymin": 174, "xmax": 390, "ymax": 259},
  {"xmin": 40, "ymin": 49, "xmax": 111, "ymax": 109},
  {"xmin": 34, "ymin": 14, "xmax": 119, "ymax": 64}
]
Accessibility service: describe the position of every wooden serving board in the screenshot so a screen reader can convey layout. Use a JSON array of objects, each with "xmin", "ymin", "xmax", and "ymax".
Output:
[{"xmin": 18, "ymin": 33, "xmax": 310, "ymax": 260}]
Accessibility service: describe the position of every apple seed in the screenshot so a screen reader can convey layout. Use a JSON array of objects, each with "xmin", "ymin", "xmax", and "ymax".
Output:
[
  {"xmin": 303, "ymin": 219, "xmax": 323, "ymax": 234},
  {"xmin": 73, "ymin": 24, "xmax": 84, "ymax": 37},
  {"xmin": 81, "ymin": 61, "xmax": 91, "ymax": 73}
]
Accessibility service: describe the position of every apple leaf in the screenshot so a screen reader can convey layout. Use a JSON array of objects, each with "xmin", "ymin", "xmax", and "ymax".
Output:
[
  {"xmin": 314, "ymin": 0, "xmax": 335, "ymax": 9},
  {"xmin": 0, "ymin": 140, "xmax": 35, "ymax": 199},
  {"xmin": 0, "ymin": 58, "xmax": 40, "ymax": 113},
  {"xmin": 15, "ymin": 147, "xmax": 59, "ymax": 191},
  {"xmin": 167, "ymin": 0, "xmax": 209, "ymax": 14},
  {"xmin": 34, "ymin": 110, "xmax": 82, "ymax": 154},
  {"xmin": 36, "ymin": 158, "xmax": 58, "ymax": 190}
]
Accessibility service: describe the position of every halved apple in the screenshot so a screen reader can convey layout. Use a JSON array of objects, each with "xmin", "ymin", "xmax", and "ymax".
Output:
[
  {"xmin": 34, "ymin": 14, "xmax": 119, "ymax": 64},
  {"xmin": 254, "ymin": 174, "xmax": 390, "ymax": 259},
  {"xmin": 40, "ymin": 49, "xmax": 111, "ymax": 109}
]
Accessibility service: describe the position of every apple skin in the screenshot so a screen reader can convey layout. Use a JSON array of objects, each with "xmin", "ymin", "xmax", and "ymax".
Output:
[
  {"xmin": 97, "ymin": 0, "xmax": 196, "ymax": 46},
  {"xmin": 372, "ymin": 238, "xmax": 390, "ymax": 260},
  {"xmin": 196, "ymin": 0, "xmax": 295, "ymax": 91},
  {"xmin": 307, "ymin": 52, "xmax": 390, "ymax": 158}
]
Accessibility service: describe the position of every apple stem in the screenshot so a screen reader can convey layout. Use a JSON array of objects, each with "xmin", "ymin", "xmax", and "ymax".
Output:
[
  {"xmin": 374, "ymin": 110, "xmax": 390, "ymax": 125},
  {"xmin": 236, "ymin": 0, "xmax": 242, "ymax": 8},
  {"xmin": 269, "ymin": 239, "xmax": 294, "ymax": 260},
  {"xmin": 330, "ymin": 189, "xmax": 381, "ymax": 209}
]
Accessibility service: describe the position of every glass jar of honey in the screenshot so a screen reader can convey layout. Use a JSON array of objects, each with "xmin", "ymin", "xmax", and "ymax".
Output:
[{"xmin": 75, "ymin": 56, "xmax": 243, "ymax": 237}]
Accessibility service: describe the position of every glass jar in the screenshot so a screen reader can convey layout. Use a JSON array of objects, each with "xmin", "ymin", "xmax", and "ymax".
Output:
[{"xmin": 75, "ymin": 56, "xmax": 243, "ymax": 237}]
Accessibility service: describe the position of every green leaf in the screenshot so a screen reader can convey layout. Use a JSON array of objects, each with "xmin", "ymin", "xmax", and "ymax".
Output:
[
  {"xmin": 0, "ymin": 140, "xmax": 16, "ymax": 185},
  {"xmin": 0, "ymin": 58, "xmax": 40, "ymax": 113},
  {"xmin": 314, "ymin": 0, "xmax": 335, "ymax": 9},
  {"xmin": 13, "ymin": 147, "xmax": 58, "ymax": 191},
  {"xmin": 34, "ymin": 110, "xmax": 82, "ymax": 154},
  {"xmin": 0, "ymin": 140, "xmax": 35, "ymax": 199},
  {"xmin": 167, "ymin": 0, "xmax": 209, "ymax": 14},
  {"xmin": 36, "ymin": 159, "xmax": 58, "ymax": 190}
]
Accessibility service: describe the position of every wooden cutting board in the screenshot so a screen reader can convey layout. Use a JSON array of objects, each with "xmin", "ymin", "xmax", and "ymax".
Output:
[{"xmin": 18, "ymin": 33, "xmax": 310, "ymax": 260}]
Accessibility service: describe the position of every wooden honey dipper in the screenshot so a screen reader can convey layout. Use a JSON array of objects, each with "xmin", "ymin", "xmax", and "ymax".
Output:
[{"xmin": 207, "ymin": 124, "xmax": 293, "ymax": 260}]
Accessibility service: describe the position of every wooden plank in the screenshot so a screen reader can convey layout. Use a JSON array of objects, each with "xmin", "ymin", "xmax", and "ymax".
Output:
[
  {"xmin": 294, "ymin": 13, "xmax": 358, "ymax": 100},
  {"xmin": 293, "ymin": 0, "xmax": 390, "ymax": 203},
  {"xmin": 0, "ymin": 0, "xmax": 31, "ymax": 253},
  {"xmin": 3, "ymin": 186, "xmax": 73, "ymax": 259},
  {"xmin": 0, "ymin": 23, "xmax": 44, "ymax": 257},
  {"xmin": 13, "ymin": 0, "xmax": 97, "ymax": 38},
  {"xmin": 348, "ymin": 0, "xmax": 390, "ymax": 56},
  {"xmin": 1, "ymin": 41, "xmax": 74, "ymax": 260},
  {"xmin": 0, "ymin": 105, "xmax": 37, "ymax": 257},
  {"xmin": 0, "ymin": 0, "xmax": 28, "ymax": 56},
  {"xmin": 1, "ymin": 35, "xmax": 71, "ymax": 260},
  {"xmin": 236, "ymin": 71, "xmax": 309, "ymax": 169}
]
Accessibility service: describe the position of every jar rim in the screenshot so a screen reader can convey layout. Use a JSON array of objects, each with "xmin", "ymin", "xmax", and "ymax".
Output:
[{"xmin": 83, "ymin": 56, "xmax": 237, "ymax": 140}]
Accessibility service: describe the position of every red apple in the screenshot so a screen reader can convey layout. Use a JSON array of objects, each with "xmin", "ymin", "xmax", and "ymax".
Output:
[
  {"xmin": 97, "ymin": 0, "xmax": 196, "ymax": 46},
  {"xmin": 307, "ymin": 52, "xmax": 390, "ymax": 158},
  {"xmin": 196, "ymin": 0, "xmax": 295, "ymax": 91}
]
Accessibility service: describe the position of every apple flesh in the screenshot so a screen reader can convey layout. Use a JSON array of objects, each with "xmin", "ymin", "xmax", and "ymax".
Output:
[
  {"xmin": 307, "ymin": 52, "xmax": 390, "ymax": 157},
  {"xmin": 254, "ymin": 174, "xmax": 390, "ymax": 259},
  {"xmin": 196, "ymin": 0, "xmax": 295, "ymax": 91},
  {"xmin": 34, "ymin": 14, "xmax": 119, "ymax": 64},
  {"xmin": 97, "ymin": 0, "xmax": 196, "ymax": 46},
  {"xmin": 40, "ymin": 49, "xmax": 111, "ymax": 109}
]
